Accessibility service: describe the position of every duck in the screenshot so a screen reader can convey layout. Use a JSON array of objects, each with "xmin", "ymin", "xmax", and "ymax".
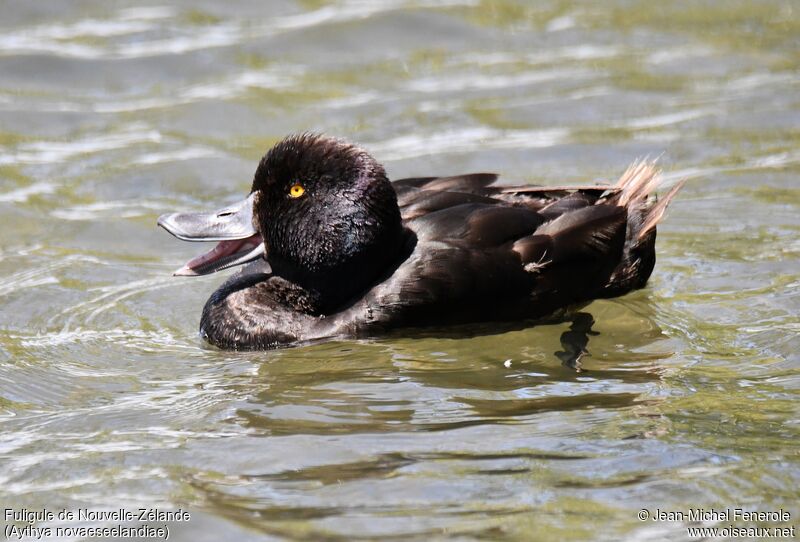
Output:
[{"xmin": 158, "ymin": 133, "xmax": 682, "ymax": 350}]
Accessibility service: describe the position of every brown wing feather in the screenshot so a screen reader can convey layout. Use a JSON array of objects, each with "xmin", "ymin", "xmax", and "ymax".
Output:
[{"xmin": 513, "ymin": 205, "xmax": 627, "ymax": 268}]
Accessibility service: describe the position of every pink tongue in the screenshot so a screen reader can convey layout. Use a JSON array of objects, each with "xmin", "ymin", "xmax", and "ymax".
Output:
[
  {"xmin": 174, "ymin": 235, "xmax": 261, "ymax": 276},
  {"xmin": 187, "ymin": 238, "xmax": 248, "ymax": 268}
]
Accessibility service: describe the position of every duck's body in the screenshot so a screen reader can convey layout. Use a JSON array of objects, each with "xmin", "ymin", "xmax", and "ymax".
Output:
[{"xmin": 159, "ymin": 135, "xmax": 681, "ymax": 350}]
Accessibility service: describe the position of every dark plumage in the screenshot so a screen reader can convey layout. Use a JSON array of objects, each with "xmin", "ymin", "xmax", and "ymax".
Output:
[{"xmin": 158, "ymin": 134, "xmax": 683, "ymax": 350}]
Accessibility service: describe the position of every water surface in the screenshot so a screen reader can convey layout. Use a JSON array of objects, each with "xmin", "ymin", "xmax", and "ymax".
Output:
[{"xmin": 1, "ymin": 1, "xmax": 798, "ymax": 540}]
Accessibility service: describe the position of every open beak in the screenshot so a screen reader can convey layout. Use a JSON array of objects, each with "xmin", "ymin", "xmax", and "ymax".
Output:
[{"xmin": 157, "ymin": 193, "xmax": 265, "ymax": 276}]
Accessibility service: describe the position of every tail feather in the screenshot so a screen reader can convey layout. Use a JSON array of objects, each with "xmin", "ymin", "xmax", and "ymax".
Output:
[
  {"xmin": 596, "ymin": 159, "xmax": 684, "ymax": 298},
  {"xmin": 611, "ymin": 159, "xmax": 684, "ymax": 238},
  {"xmin": 638, "ymin": 180, "xmax": 685, "ymax": 239},
  {"xmin": 616, "ymin": 160, "xmax": 660, "ymax": 205}
]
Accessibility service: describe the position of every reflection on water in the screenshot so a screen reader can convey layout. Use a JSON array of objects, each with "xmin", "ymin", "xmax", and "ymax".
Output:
[
  {"xmin": 236, "ymin": 312, "xmax": 666, "ymax": 437},
  {"xmin": 0, "ymin": 0, "xmax": 798, "ymax": 540}
]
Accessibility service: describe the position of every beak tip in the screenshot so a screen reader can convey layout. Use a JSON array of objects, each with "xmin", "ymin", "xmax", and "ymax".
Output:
[
  {"xmin": 173, "ymin": 266, "xmax": 199, "ymax": 277},
  {"xmin": 156, "ymin": 213, "xmax": 172, "ymax": 228}
]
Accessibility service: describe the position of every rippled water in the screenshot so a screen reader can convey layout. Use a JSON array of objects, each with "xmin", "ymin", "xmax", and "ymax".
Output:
[{"xmin": 1, "ymin": 1, "xmax": 798, "ymax": 540}]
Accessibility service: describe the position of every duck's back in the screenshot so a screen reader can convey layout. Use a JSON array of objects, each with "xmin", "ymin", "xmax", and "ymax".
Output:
[{"xmin": 342, "ymin": 163, "xmax": 682, "ymax": 334}]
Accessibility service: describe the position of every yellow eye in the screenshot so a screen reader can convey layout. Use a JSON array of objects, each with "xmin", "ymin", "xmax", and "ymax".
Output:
[{"xmin": 289, "ymin": 183, "xmax": 305, "ymax": 198}]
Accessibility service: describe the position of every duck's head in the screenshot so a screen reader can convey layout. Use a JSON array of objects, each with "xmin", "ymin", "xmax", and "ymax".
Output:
[{"xmin": 159, "ymin": 134, "xmax": 405, "ymax": 309}]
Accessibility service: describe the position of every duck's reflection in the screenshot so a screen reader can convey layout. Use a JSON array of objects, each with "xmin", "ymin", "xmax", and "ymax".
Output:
[
  {"xmin": 222, "ymin": 296, "xmax": 670, "ymax": 436},
  {"xmin": 555, "ymin": 312, "xmax": 600, "ymax": 372}
]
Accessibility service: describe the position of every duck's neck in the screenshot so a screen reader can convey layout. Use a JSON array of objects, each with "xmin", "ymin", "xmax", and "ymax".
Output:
[{"xmin": 268, "ymin": 220, "xmax": 409, "ymax": 313}]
